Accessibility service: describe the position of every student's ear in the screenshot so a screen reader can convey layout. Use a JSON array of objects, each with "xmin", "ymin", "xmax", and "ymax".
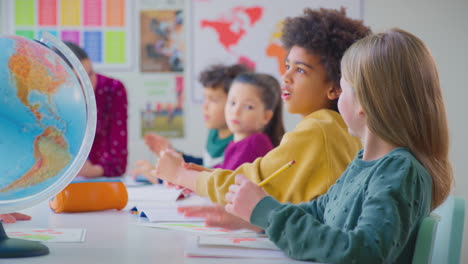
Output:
[
  {"xmin": 327, "ymin": 84, "xmax": 342, "ymax": 100},
  {"xmin": 357, "ymin": 104, "xmax": 366, "ymax": 118},
  {"xmin": 263, "ymin": 109, "xmax": 274, "ymax": 126}
]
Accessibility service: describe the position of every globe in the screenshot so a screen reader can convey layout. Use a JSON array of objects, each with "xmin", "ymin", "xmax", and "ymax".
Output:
[{"xmin": 0, "ymin": 33, "xmax": 96, "ymax": 257}]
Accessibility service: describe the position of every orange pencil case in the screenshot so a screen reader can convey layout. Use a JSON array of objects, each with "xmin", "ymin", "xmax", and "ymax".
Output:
[{"xmin": 49, "ymin": 179, "xmax": 128, "ymax": 213}]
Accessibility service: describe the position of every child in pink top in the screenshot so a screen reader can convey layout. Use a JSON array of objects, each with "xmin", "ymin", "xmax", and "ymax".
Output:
[{"xmin": 211, "ymin": 72, "xmax": 284, "ymax": 170}]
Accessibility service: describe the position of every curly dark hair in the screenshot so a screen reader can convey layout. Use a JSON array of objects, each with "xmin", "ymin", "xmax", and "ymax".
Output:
[
  {"xmin": 282, "ymin": 8, "xmax": 371, "ymax": 109},
  {"xmin": 198, "ymin": 64, "xmax": 251, "ymax": 94}
]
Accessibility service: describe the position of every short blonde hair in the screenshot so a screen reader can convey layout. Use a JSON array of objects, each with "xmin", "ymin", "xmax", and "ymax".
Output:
[{"xmin": 341, "ymin": 28, "xmax": 452, "ymax": 209}]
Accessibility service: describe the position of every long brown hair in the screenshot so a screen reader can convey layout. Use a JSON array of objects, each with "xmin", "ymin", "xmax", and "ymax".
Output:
[{"xmin": 341, "ymin": 28, "xmax": 453, "ymax": 209}]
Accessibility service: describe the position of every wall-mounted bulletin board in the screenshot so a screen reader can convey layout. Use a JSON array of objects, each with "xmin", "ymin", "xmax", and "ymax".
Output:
[{"xmin": 3, "ymin": 0, "xmax": 134, "ymax": 71}]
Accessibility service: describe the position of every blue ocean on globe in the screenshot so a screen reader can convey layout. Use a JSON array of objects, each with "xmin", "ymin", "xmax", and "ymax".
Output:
[{"xmin": 0, "ymin": 36, "xmax": 87, "ymax": 202}]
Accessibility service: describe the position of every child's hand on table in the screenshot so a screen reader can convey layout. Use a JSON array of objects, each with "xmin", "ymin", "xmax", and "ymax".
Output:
[
  {"xmin": 0, "ymin": 212, "xmax": 31, "ymax": 223},
  {"xmin": 178, "ymin": 204, "xmax": 262, "ymax": 232}
]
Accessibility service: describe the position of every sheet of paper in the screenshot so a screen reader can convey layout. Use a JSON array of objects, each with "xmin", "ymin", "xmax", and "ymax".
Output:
[
  {"xmin": 185, "ymin": 242, "xmax": 288, "ymax": 259},
  {"xmin": 197, "ymin": 235, "xmax": 279, "ymax": 250},
  {"xmin": 132, "ymin": 201, "xmax": 177, "ymax": 211},
  {"xmin": 138, "ymin": 222, "xmax": 255, "ymax": 235},
  {"xmin": 6, "ymin": 228, "xmax": 86, "ymax": 243},
  {"xmin": 127, "ymin": 185, "xmax": 183, "ymax": 202},
  {"xmin": 140, "ymin": 207, "xmax": 205, "ymax": 222}
]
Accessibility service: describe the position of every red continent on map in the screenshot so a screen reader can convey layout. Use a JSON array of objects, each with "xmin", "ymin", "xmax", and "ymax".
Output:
[
  {"xmin": 200, "ymin": 6, "xmax": 263, "ymax": 51},
  {"xmin": 237, "ymin": 56, "xmax": 256, "ymax": 71},
  {"xmin": 239, "ymin": 7, "xmax": 262, "ymax": 25}
]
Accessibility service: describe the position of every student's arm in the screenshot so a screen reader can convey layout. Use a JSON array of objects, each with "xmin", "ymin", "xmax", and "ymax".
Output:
[
  {"xmin": 95, "ymin": 80, "xmax": 128, "ymax": 177},
  {"xmin": 156, "ymin": 119, "xmax": 347, "ymax": 205},
  {"xmin": 249, "ymin": 157, "xmax": 431, "ymax": 263},
  {"xmin": 196, "ymin": 123, "xmax": 330, "ymax": 204},
  {"xmin": 144, "ymin": 133, "xmax": 204, "ymax": 165}
]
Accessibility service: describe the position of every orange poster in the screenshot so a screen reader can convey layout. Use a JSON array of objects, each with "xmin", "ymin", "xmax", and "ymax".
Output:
[{"xmin": 106, "ymin": 0, "xmax": 125, "ymax": 26}]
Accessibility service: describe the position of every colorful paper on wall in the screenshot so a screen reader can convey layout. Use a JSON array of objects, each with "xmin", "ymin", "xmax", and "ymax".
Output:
[
  {"xmin": 83, "ymin": 0, "xmax": 102, "ymax": 26},
  {"xmin": 106, "ymin": 0, "xmax": 125, "ymax": 26},
  {"xmin": 8, "ymin": 0, "xmax": 132, "ymax": 70},
  {"xmin": 60, "ymin": 0, "xmax": 80, "ymax": 26},
  {"xmin": 15, "ymin": 30, "xmax": 34, "ymax": 39},
  {"xmin": 38, "ymin": 0, "xmax": 57, "ymax": 26},
  {"xmin": 15, "ymin": 0, "xmax": 35, "ymax": 26},
  {"xmin": 84, "ymin": 31, "xmax": 103, "ymax": 63},
  {"xmin": 61, "ymin": 30, "xmax": 80, "ymax": 44},
  {"xmin": 105, "ymin": 31, "xmax": 126, "ymax": 64}
]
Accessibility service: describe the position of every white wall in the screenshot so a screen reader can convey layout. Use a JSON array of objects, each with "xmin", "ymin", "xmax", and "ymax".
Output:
[{"xmin": 363, "ymin": 0, "xmax": 468, "ymax": 262}]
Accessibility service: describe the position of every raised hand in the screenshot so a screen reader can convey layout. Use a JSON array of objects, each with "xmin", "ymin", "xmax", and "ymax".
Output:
[
  {"xmin": 225, "ymin": 174, "xmax": 268, "ymax": 223},
  {"xmin": 152, "ymin": 149, "xmax": 185, "ymax": 185},
  {"xmin": 144, "ymin": 133, "xmax": 171, "ymax": 157},
  {"xmin": 178, "ymin": 205, "xmax": 263, "ymax": 232}
]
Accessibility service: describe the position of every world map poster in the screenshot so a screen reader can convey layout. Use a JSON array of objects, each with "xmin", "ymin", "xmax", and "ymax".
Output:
[{"xmin": 190, "ymin": 0, "xmax": 363, "ymax": 103}]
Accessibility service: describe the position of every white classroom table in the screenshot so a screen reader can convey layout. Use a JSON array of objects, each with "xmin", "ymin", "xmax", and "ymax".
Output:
[{"xmin": 2, "ymin": 184, "xmax": 316, "ymax": 264}]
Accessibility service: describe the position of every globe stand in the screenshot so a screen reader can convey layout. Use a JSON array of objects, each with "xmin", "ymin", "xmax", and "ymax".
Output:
[{"xmin": 0, "ymin": 222, "xmax": 49, "ymax": 258}]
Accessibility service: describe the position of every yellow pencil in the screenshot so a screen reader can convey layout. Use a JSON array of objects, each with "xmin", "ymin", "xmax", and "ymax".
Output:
[{"xmin": 258, "ymin": 160, "xmax": 296, "ymax": 187}]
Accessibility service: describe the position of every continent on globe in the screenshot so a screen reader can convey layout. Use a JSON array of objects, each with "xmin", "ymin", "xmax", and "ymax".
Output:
[
  {"xmin": 1, "ymin": 127, "xmax": 71, "ymax": 192},
  {"xmin": 200, "ymin": 6, "xmax": 263, "ymax": 51},
  {"xmin": 8, "ymin": 36, "xmax": 69, "ymax": 122}
]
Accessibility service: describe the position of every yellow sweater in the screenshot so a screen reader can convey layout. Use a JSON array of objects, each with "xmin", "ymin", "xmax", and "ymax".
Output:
[{"xmin": 196, "ymin": 109, "xmax": 362, "ymax": 204}]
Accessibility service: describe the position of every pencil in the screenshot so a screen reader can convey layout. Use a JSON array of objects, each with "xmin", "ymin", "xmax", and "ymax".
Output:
[{"xmin": 258, "ymin": 160, "xmax": 296, "ymax": 187}]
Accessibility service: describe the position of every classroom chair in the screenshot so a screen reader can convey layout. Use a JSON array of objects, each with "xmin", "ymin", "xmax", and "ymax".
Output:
[
  {"xmin": 412, "ymin": 214, "xmax": 439, "ymax": 264},
  {"xmin": 431, "ymin": 195, "xmax": 466, "ymax": 264}
]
